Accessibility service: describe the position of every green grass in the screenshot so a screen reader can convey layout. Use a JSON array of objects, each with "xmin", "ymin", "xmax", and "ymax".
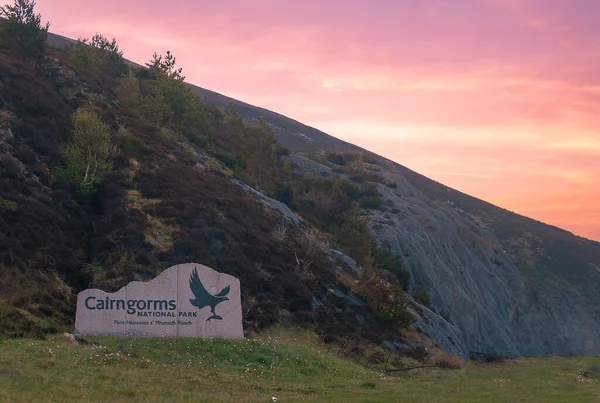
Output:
[{"xmin": 0, "ymin": 330, "xmax": 599, "ymax": 402}]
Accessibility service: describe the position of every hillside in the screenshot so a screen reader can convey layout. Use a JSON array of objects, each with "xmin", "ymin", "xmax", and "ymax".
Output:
[
  {"xmin": 0, "ymin": 18, "xmax": 599, "ymax": 365},
  {"xmin": 178, "ymin": 48, "xmax": 600, "ymax": 358},
  {"xmin": 0, "ymin": 30, "xmax": 422, "ymax": 361},
  {"xmin": 137, "ymin": 38, "xmax": 600, "ymax": 357}
]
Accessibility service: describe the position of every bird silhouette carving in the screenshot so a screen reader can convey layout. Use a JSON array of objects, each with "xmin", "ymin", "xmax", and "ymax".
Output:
[{"xmin": 189, "ymin": 267, "xmax": 230, "ymax": 321}]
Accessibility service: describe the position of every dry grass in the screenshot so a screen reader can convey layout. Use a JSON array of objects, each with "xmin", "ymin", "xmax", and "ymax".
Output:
[
  {"xmin": 125, "ymin": 190, "xmax": 177, "ymax": 251},
  {"xmin": 144, "ymin": 216, "xmax": 176, "ymax": 252},
  {"xmin": 127, "ymin": 158, "xmax": 140, "ymax": 181},
  {"xmin": 433, "ymin": 349, "xmax": 464, "ymax": 370},
  {"xmin": 0, "ymin": 108, "xmax": 11, "ymax": 127},
  {"xmin": 125, "ymin": 189, "xmax": 160, "ymax": 210}
]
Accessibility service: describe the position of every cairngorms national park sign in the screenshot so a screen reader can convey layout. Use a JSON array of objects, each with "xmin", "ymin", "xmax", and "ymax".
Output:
[{"xmin": 74, "ymin": 263, "xmax": 243, "ymax": 338}]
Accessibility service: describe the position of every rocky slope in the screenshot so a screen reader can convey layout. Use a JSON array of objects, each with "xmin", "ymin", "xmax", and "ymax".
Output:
[
  {"xmin": 282, "ymin": 153, "xmax": 600, "ymax": 359},
  {"xmin": 183, "ymin": 61, "xmax": 600, "ymax": 358},
  {"xmin": 181, "ymin": 78, "xmax": 600, "ymax": 358},
  {"xmin": 366, "ymin": 163, "xmax": 600, "ymax": 358}
]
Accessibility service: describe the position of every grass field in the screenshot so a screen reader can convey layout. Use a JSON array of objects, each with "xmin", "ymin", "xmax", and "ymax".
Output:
[{"xmin": 1, "ymin": 330, "xmax": 599, "ymax": 402}]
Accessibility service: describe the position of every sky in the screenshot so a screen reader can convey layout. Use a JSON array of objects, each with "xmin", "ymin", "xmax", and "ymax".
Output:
[{"xmin": 36, "ymin": 0, "xmax": 600, "ymax": 242}]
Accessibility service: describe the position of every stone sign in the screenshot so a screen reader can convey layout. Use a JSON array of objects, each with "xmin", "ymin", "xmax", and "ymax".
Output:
[{"xmin": 74, "ymin": 263, "xmax": 243, "ymax": 338}]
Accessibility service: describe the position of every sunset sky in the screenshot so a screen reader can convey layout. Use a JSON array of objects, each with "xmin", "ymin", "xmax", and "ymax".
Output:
[{"xmin": 36, "ymin": 0, "xmax": 600, "ymax": 241}]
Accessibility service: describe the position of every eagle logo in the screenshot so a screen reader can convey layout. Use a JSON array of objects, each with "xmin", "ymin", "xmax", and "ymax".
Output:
[{"xmin": 189, "ymin": 267, "xmax": 230, "ymax": 322}]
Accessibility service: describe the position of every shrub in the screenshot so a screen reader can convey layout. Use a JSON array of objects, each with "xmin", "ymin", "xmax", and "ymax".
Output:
[
  {"xmin": 81, "ymin": 261, "xmax": 106, "ymax": 287},
  {"xmin": 158, "ymin": 127, "xmax": 179, "ymax": 142},
  {"xmin": 205, "ymin": 157, "xmax": 221, "ymax": 171},
  {"xmin": 360, "ymin": 196, "xmax": 382, "ymax": 209},
  {"xmin": 0, "ymin": 0, "xmax": 49, "ymax": 60},
  {"xmin": 115, "ymin": 133, "xmax": 145, "ymax": 157},
  {"xmin": 359, "ymin": 266, "xmax": 415, "ymax": 329},
  {"xmin": 337, "ymin": 151, "xmax": 363, "ymax": 165},
  {"xmin": 337, "ymin": 205, "xmax": 372, "ymax": 266},
  {"xmin": 339, "ymin": 179, "xmax": 360, "ymax": 200},
  {"xmin": 433, "ymin": 350, "xmax": 463, "ymax": 370},
  {"xmin": 326, "ymin": 152, "xmax": 346, "ymax": 166},
  {"xmin": 359, "ymin": 184, "xmax": 382, "ymax": 209},
  {"xmin": 412, "ymin": 287, "xmax": 432, "ymax": 307},
  {"xmin": 213, "ymin": 152, "xmax": 234, "ymax": 167},
  {"xmin": 362, "ymin": 153, "xmax": 381, "ymax": 165},
  {"xmin": 373, "ymin": 247, "xmax": 411, "ymax": 290},
  {"xmin": 0, "ymin": 197, "xmax": 17, "ymax": 211},
  {"xmin": 362, "ymin": 183, "xmax": 381, "ymax": 197},
  {"xmin": 275, "ymin": 184, "xmax": 294, "ymax": 204},
  {"xmin": 182, "ymin": 144, "xmax": 196, "ymax": 158},
  {"xmin": 275, "ymin": 144, "xmax": 291, "ymax": 156},
  {"xmin": 289, "ymin": 228, "xmax": 329, "ymax": 275},
  {"xmin": 0, "ymin": 109, "xmax": 11, "ymax": 127},
  {"xmin": 365, "ymin": 172, "xmax": 386, "ymax": 183},
  {"xmin": 349, "ymin": 173, "xmax": 365, "ymax": 183}
]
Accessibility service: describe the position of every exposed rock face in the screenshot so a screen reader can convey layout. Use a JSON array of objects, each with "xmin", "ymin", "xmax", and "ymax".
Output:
[
  {"xmin": 232, "ymin": 178, "xmax": 299, "ymax": 225},
  {"xmin": 251, "ymin": 138, "xmax": 600, "ymax": 359},
  {"xmin": 274, "ymin": 151, "xmax": 600, "ymax": 358},
  {"xmin": 364, "ymin": 165, "xmax": 600, "ymax": 358}
]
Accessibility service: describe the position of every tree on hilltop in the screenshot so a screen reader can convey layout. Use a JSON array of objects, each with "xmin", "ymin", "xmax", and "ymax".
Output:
[
  {"xmin": 70, "ymin": 32, "xmax": 127, "ymax": 76},
  {"xmin": 146, "ymin": 50, "xmax": 184, "ymax": 82},
  {"xmin": 0, "ymin": 0, "xmax": 49, "ymax": 60},
  {"xmin": 144, "ymin": 50, "xmax": 196, "ymax": 122}
]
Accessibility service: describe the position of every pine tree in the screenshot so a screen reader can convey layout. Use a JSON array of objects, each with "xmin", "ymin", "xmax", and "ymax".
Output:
[
  {"xmin": 0, "ymin": 0, "xmax": 49, "ymax": 60},
  {"xmin": 70, "ymin": 33, "xmax": 126, "ymax": 76}
]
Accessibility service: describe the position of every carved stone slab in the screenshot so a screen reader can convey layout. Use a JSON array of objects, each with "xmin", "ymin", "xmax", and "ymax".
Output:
[{"xmin": 74, "ymin": 263, "xmax": 243, "ymax": 338}]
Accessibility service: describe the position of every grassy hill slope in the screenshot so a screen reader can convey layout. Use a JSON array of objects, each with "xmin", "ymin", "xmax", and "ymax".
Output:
[{"xmin": 1, "ymin": 331, "xmax": 599, "ymax": 402}]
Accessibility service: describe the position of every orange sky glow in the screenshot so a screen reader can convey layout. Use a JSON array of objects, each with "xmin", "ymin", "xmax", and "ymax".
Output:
[{"xmin": 36, "ymin": 0, "xmax": 600, "ymax": 241}]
